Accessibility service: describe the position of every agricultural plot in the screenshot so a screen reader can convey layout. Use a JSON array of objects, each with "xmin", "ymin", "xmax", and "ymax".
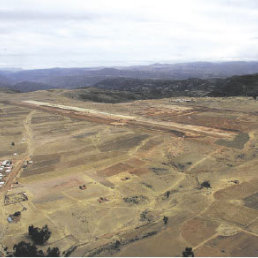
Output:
[{"xmin": 0, "ymin": 92, "xmax": 257, "ymax": 256}]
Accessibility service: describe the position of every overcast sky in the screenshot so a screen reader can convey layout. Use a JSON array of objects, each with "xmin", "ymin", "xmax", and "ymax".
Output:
[{"xmin": 0, "ymin": 0, "xmax": 258, "ymax": 69}]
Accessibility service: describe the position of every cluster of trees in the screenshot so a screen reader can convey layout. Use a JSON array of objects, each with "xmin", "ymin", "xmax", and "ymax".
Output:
[
  {"xmin": 13, "ymin": 242, "xmax": 60, "ymax": 257},
  {"xmin": 7, "ymin": 225, "xmax": 60, "ymax": 257},
  {"xmin": 28, "ymin": 225, "xmax": 51, "ymax": 245}
]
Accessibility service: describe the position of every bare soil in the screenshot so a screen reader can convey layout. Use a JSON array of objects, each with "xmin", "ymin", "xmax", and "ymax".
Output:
[{"xmin": 0, "ymin": 93, "xmax": 257, "ymax": 257}]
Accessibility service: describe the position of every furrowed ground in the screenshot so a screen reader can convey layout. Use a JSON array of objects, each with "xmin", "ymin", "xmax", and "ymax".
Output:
[{"xmin": 0, "ymin": 90, "xmax": 257, "ymax": 256}]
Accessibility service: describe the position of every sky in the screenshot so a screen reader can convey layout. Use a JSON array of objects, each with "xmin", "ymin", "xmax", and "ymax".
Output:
[{"xmin": 0, "ymin": 0, "xmax": 258, "ymax": 69}]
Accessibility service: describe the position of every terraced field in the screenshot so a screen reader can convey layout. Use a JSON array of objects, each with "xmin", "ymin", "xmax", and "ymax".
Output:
[{"xmin": 0, "ymin": 91, "xmax": 257, "ymax": 256}]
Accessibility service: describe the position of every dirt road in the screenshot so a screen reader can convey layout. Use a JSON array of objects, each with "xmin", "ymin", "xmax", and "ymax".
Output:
[
  {"xmin": 7, "ymin": 100, "xmax": 237, "ymax": 139},
  {"xmin": 0, "ymin": 111, "xmax": 34, "ymax": 196}
]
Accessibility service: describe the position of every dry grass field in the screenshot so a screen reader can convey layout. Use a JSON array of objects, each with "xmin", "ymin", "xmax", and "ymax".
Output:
[{"xmin": 0, "ymin": 90, "xmax": 257, "ymax": 256}]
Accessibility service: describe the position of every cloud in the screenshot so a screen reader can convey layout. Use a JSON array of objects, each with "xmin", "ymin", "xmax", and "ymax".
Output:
[
  {"xmin": 0, "ymin": 0, "xmax": 258, "ymax": 68},
  {"xmin": 0, "ymin": 10, "xmax": 97, "ymax": 21}
]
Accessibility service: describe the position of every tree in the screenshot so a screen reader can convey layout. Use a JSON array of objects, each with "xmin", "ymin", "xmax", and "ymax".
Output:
[
  {"xmin": 46, "ymin": 247, "xmax": 60, "ymax": 257},
  {"xmin": 200, "ymin": 181, "xmax": 211, "ymax": 189},
  {"xmin": 13, "ymin": 241, "xmax": 44, "ymax": 257},
  {"xmin": 11, "ymin": 241, "xmax": 60, "ymax": 257},
  {"xmin": 9, "ymin": 225, "xmax": 59, "ymax": 257},
  {"xmin": 13, "ymin": 211, "xmax": 21, "ymax": 217},
  {"xmin": 28, "ymin": 225, "xmax": 51, "ymax": 245},
  {"xmin": 114, "ymin": 240, "xmax": 121, "ymax": 249},
  {"xmin": 165, "ymin": 191, "xmax": 170, "ymax": 198},
  {"xmin": 163, "ymin": 216, "xmax": 168, "ymax": 225},
  {"xmin": 182, "ymin": 247, "xmax": 194, "ymax": 257}
]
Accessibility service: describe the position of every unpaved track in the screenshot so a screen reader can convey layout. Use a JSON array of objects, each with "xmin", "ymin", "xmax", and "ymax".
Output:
[
  {"xmin": 24, "ymin": 110, "xmax": 35, "ymax": 157},
  {"xmin": 186, "ymin": 147, "xmax": 224, "ymax": 172},
  {"xmin": 6, "ymin": 100, "xmax": 237, "ymax": 139},
  {"xmin": 0, "ymin": 111, "xmax": 34, "ymax": 196}
]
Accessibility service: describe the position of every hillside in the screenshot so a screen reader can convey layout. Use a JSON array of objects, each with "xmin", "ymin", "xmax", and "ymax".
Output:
[
  {"xmin": 1, "ymin": 63, "xmax": 258, "ymax": 101},
  {"xmin": 65, "ymin": 74, "xmax": 258, "ymax": 103},
  {"xmin": 1, "ymin": 61, "xmax": 258, "ymax": 91},
  {"xmin": 8, "ymin": 81, "xmax": 54, "ymax": 92},
  {"xmin": 209, "ymin": 74, "xmax": 258, "ymax": 97},
  {"xmin": 0, "ymin": 87, "xmax": 19, "ymax": 94}
]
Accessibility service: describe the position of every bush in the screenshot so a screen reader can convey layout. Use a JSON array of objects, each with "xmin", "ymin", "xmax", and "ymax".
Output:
[
  {"xmin": 200, "ymin": 181, "xmax": 211, "ymax": 189},
  {"xmin": 163, "ymin": 216, "xmax": 168, "ymax": 224},
  {"xmin": 46, "ymin": 247, "xmax": 60, "ymax": 257},
  {"xmin": 28, "ymin": 225, "xmax": 51, "ymax": 245},
  {"xmin": 11, "ymin": 241, "xmax": 60, "ymax": 257},
  {"xmin": 182, "ymin": 247, "xmax": 194, "ymax": 257},
  {"xmin": 13, "ymin": 241, "xmax": 44, "ymax": 257},
  {"xmin": 9, "ymin": 225, "xmax": 59, "ymax": 257},
  {"xmin": 13, "ymin": 211, "xmax": 21, "ymax": 217}
]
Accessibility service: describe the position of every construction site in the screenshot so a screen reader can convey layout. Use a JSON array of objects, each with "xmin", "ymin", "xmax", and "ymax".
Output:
[{"xmin": 0, "ymin": 90, "xmax": 257, "ymax": 256}]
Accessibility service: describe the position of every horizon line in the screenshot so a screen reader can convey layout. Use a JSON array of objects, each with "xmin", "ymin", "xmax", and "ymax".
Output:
[{"xmin": 1, "ymin": 59, "xmax": 258, "ymax": 71}]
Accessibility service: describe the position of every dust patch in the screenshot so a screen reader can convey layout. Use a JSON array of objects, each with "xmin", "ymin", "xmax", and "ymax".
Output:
[
  {"xmin": 73, "ymin": 132, "xmax": 97, "ymax": 138},
  {"xmin": 99, "ymin": 134, "xmax": 149, "ymax": 152},
  {"xmin": 129, "ymin": 168, "xmax": 150, "ymax": 176},
  {"xmin": 216, "ymin": 133, "xmax": 249, "ymax": 149},
  {"xmin": 97, "ymin": 163, "xmax": 133, "ymax": 177},
  {"xmin": 244, "ymin": 192, "xmax": 258, "ymax": 210},
  {"xmin": 181, "ymin": 217, "xmax": 218, "ymax": 246}
]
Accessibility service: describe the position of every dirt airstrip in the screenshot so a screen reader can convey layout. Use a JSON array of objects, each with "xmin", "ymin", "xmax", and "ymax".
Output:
[{"xmin": 0, "ymin": 91, "xmax": 257, "ymax": 257}]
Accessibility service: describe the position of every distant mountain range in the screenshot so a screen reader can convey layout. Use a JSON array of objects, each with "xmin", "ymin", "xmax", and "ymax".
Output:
[
  {"xmin": 0, "ymin": 61, "xmax": 258, "ymax": 92},
  {"xmin": 0, "ymin": 61, "xmax": 258, "ymax": 101}
]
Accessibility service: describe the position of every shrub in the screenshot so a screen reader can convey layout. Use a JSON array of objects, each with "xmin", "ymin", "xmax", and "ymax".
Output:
[
  {"xmin": 182, "ymin": 247, "xmax": 194, "ymax": 257},
  {"xmin": 28, "ymin": 225, "xmax": 51, "ymax": 245},
  {"xmin": 46, "ymin": 247, "xmax": 60, "ymax": 257},
  {"xmin": 163, "ymin": 216, "xmax": 168, "ymax": 225},
  {"xmin": 13, "ymin": 241, "xmax": 44, "ymax": 257},
  {"xmin": 200, "ymin": 181, "xmax": 211, "ymax": 189}
]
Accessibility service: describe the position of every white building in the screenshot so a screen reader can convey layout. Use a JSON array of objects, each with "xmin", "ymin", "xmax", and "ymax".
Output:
[{"xmin": 2, "ymin": 160, "xmax": 11, "ymax": 167}]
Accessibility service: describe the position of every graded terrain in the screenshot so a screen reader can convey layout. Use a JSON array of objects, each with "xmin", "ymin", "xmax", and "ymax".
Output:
[{"xmin": 0, "ymin": 90, "xmax": 257, "ymax": 256}]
